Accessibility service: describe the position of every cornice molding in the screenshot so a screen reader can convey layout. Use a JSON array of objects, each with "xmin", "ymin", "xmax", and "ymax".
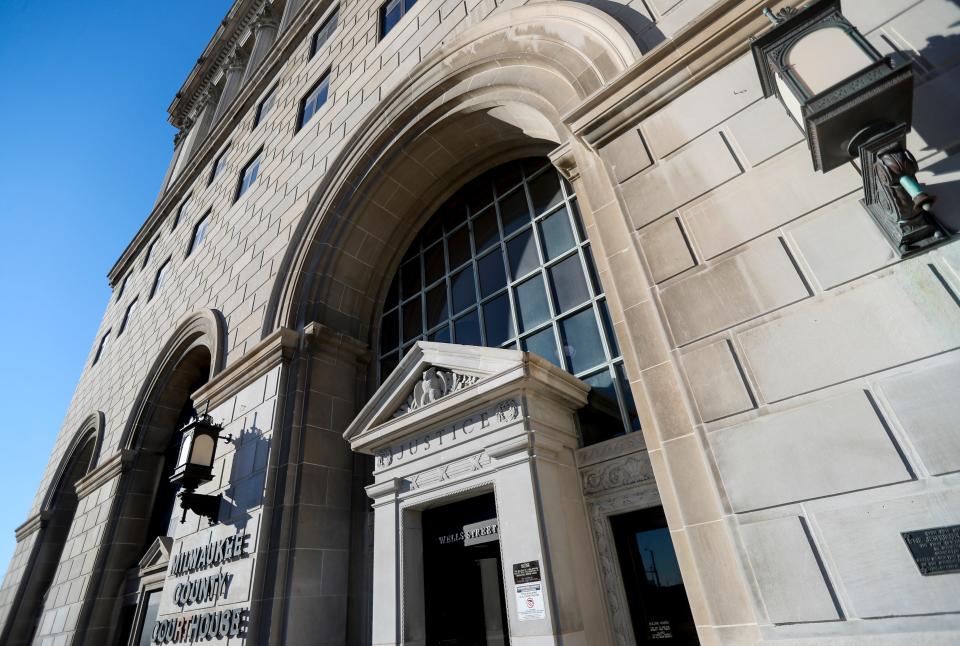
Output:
[
  {"xmin": 14, "ymin": 511, "xmax": 51, "ymax": 542},
  {"xmin": 168, "ymin": 0, "xmax": 266, "ymax": 128},
  {"xmin": 74, "ymin": 450, "xmax": 136, "ymax": 500},
  {"xmin": 191, "ymin": 326, "xmax": 299, "ymax": 411},
  {"xmin": 107, "ymin": 0, "xmax": 330, "ymax": 287},
  {"xmin": 567, "ymin": 0, "xmax": 804, "ymax": 148}
]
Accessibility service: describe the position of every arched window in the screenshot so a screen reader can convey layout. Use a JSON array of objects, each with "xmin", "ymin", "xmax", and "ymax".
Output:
[{"xmin": 378, "ymin": 157, "xmax": 640, "ymax": 445}]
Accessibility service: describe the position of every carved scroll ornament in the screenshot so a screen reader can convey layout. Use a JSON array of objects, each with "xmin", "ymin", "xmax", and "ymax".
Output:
[{"xmin": 392, "ymin": 367, "xmax": 480, "ymax": 418}]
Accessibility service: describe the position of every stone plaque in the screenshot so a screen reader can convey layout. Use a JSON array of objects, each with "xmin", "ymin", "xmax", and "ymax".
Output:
[{"xmin": 901, "ymin": 524, "xmax": 960, "ymax": 576}]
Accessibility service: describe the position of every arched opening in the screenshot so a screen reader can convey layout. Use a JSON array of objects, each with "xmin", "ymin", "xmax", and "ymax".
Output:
[
  {"xmin": 376, "ymin": 156, "xmax": 640, "ymax": 446},
  {"xmin": 3, "ymin": 429, "xmax": 98, "ymax": 646},
  {"xmin": 64, "ymin": 310, "xmax": 224, "ymax": 646},
  {"xmin": 113, "ymin": 345, "xmax": 213, "ymax": 646}
]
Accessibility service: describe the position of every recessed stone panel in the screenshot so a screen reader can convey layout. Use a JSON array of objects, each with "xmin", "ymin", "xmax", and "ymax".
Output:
[
  {"xmin": 637, "ymin": 216, "xmax": 696, "ymax": 283},
  {"xmin": 683, "ymin": 145, "xmax": 861, "ymax": 260},
  {"xmin": 725, "ymin": 98, "xmax": 803, "ymax": 167},
  {"xmin": 622, "ymin": 132, "xmax": 742, "ymax": 229},
  {"xmin": 739, "ymin": 516, "xmax": 840, "ymax": 624},
  {"xmin": 814, "ymin": 489, "xmax": 960, "ymax": 618},
  {"xmin": 876, "ymin": 359, "xmax": 960, "ymax": 476},
  {"xmin": 599, "ymin": 128, "xmax": 652, "ymax": 183},
  {"xmin": 641, "ymin": 55, "xmax": 761, "ymax": 158},
  {"xmin": 681, "ymin": 339, "xmax": 754, "ymax": 422},
  {"xmin": 738, "ymin": 264, "xmax": 960, "ymax": 403},
  {"xmin": 787, "ymin": 195, "xmax": 897, "ymax": 290},
  {"xmin": 710, "ymin": 391, "xmax": 911, "ymax": 512},
  {"xmin": 659, "ymin": 237, "xmax": 809, "ymax": 346}
]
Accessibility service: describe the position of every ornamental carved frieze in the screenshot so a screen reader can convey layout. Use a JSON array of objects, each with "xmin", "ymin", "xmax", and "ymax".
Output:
[
  {"xmin": 580, "ymin": 452, "xmax": 654, "ymax": 496},
  {"xmin": 392, "ymin": 367, "xmax": 480, "ymax": 418}
]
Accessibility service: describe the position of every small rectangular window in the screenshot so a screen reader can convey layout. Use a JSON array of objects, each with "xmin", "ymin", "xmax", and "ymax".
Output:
[
  {"xmin": 311, "ymin": 7, "xmax": 339, "ymax": 56},
  {"xmin": 209, "ymin": 145, "xmax": 231, "ymax": 185},
  {"xmin": 236, "ymin": 150, "xmax": 263, "ymax": 201},
  {"xmin": 142, "ymin": 238, "xmax": 158, "ymax": 269},
  {"xmin": 173, "ymin": 196, "xmax": 191, "ymax": 230},
  {"xmin": 93, "ymin": 330, "xmax": 111, "ymax": 365},
  {"xmin": 380, "ymin": 0, "xmax": 417, "ymax": 39},
  {"xmin": 298, "ymin": 73, "xmax": 330, "ymax": 131},
  {"xmin": 253, "ymin": 86, "xmax": 277, "ymax": 129},
  {"xmin": 118, "ymin": 298, "xmax": 138, "ymax": 336},
  {"xmin": 188, "ymin": 213, "xmax": 210, "ymax": 256},
  {"xmin": 151, "ymin": 259, "xmax": 171, "ymax": 299},
  {"xmin": 116, "ymin": 273, "xmax": 130, "ymax": 301}
]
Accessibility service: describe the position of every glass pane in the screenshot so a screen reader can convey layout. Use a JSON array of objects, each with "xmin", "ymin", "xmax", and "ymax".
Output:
[
  {"xmin": 559, "ymin": 308, "xmax": 605, "ymax": 373},
  {"xmin": 477, "ymin": 250, "xmax": 506, "ymax": 298},
  {"xmin": 450, "ymin": 266, "xmax": 476, "ymax": 314},
  {"xmin": 583, "ymin": 245, "xmax": 603, "ymax": 296},
  {"xmin": 428, "ymin": 325, "xmax": 450, "ymax": 343},
  {"xmin": 381, "ymin": 309, "xmax": 399, "ymax": 351},
  {"xmin": 570, "ymin": 198, "xmax": 586, "ymax": 241},
  {"xmin": 473, "ymin": 207, "xmax": 499, "ymax": 252},
  {"xmin": 443, "ymin": 198, "xmax": 468, "ymax": 233},
  {"xmin": 499, "ymin": 187, "xmax": 530, "ymax": 236},
  {"xmin": 401, "ymin": 258, "xmax": 421, "ymax": 299},
  {"xmin": 493, "ymin": 162, "xmax": 523, "ymax": 196},
  {"xmin": 482, "ymin": 293, "xmax": 513, "ymax": 346},
  {"xmin": 136, "ymin": 593, "xmax": 161, "ymax": 646},
  {"xmin": 578, "ymin": 368, "xmax": 625, "ymax": 446},
  {"xmin": 514, "ymin": 273, "xmax": 550, "ymax": 332},
  {"xmin": 402, "ymin": 295, "xmax": 422, "ymax": 342},
  {"xmin": 404, "ymin": 0, "xmax": 418, "ymax": 14},
  {"xmin": 425, "ymin": 283, "xmax": 448, "ymax": 329},
  {"xmin": 528, "ymin": 170, "xmax": 563, "ymax": 215},
  {"xmin": 599, "ymin": 299, "xmax": 620, "ymax": 358},
  {"xmin": 538, "ymin": 207, "xmax": 575, "ymax": 260},
  {"xmin": 506, "ymin": 228, "xmax": 538, "ymax": 279},
  {"xmin": 454, "ymin": 309, "xmax": 481, "ymax": 345},
  {"xmin": 385, "ymin": 274, "xmax": 400, "ymax": 309},
  {"xmin": 421, "ymin": 215, "xmax": 444, "ymax": 247},
  {"xmin": 447, "ymin": 225, "xmax": 471, "ymax": 269},
  {"xmin": 615, "ymin": 362, "xmax": 641, "ymax": 432},
  {"xmin": 522, "ymin": 326, "xmax": 560, "ymax": 367},
  {"xmin": 464, "ymin": 175, "xmax": 494, "ymax": 214},
  {"xmin": 548, "ymin": 254, "xmax": 590, "ymax": 315},
  {"xmin": 380, "ymin": 353, "xmax": 399, "ymax": 379},
  {"xmin": 424, "ymin": 242, "xmax": 445, "ymax": 286}
]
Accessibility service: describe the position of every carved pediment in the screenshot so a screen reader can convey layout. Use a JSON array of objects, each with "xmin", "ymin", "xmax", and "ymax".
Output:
[
  {"xmin": 392, "ymin": 367, "xmax": 480, "ymax": 418},
  {"xmin": 139, "ymin": 535, "xmax": 173, "ymax": 576}
]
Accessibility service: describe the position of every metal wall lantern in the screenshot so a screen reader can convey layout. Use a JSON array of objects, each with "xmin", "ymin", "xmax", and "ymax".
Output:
[
  {"xmin": 751, "ymin": 0, "xmax": 946, "ymax": 256},
  {"xmin": 170, "ymin": 411, "xmax": 232, "ymax": 524}
]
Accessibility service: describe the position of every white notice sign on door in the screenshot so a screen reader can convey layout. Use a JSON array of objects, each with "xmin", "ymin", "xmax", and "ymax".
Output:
[{"xmin": 514, "ymin": 582, "xmax": 545, "ymax": 621}]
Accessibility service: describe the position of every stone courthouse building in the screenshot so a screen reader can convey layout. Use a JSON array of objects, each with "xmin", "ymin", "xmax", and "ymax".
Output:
[{"xmin": 3, "ymin": 0, "xmax": 960, "ymax": 642}]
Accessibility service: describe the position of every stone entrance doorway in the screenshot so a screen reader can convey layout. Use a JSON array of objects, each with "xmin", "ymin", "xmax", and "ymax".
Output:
[
  {"xmin": 345, "ymin": 342, "xmax": 611, "ymax": 645},
  {"xmin": 422, "ymin": 493, "xmax": 509, "ymax": 646}
]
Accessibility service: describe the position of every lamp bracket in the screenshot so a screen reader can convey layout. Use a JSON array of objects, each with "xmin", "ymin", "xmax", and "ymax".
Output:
[
  {"xmin": 178, "ymin": 490, "xmax": 222, "ymax": 526},
  {"xmin": 858, "ymin": 123, "xmax": 946, "ymax": 257}
]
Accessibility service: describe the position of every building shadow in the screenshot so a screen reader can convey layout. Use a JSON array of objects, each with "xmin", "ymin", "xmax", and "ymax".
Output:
[
  {"xmin": 570, "ymin": 0, "xmax": 666, "ymax": 53},
  {"xmin": 219, "ymin": 414, "xmax": 270, "ymax": 529}
]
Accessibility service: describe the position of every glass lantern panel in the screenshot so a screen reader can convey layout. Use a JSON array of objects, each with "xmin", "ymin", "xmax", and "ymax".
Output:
[
  {"xmin": 190, "ymin": 434, "xmax": 215, "ymax": 466},
  {"xmin": 176, "ymin": 431, "xmax": 193, "ymax": 469},
  {"xmin": 787, "ymin": 27, "xmax": 874, "ymax": 96}
]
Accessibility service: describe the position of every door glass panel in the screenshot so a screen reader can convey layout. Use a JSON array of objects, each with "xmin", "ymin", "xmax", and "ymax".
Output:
[{"xmin": 610, "ymin": 507, "xmax": 698, "ymax": 644}]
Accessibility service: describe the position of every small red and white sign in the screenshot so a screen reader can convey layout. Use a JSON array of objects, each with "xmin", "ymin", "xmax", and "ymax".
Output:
[{"xmin": 515, "ymin": 582, "xmax": 545, "ymax": 621}]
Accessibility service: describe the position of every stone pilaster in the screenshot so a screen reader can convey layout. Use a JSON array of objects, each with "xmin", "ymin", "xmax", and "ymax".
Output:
[
  {"xmin": 212, "ymin": 49, "xmax": 250, "ymax": 124},
  {"xmin": 242, "ymin": 4, "xmax": 279, "ymax": 85}
]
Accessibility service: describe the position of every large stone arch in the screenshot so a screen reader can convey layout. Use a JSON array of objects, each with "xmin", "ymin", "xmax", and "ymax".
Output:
[
  {"xmin": 0, "ymin": 414, "xmax": 102, "ymax": 645},
  {"xmin": 265, "ymin": 0, "xmax": 641, "ymax": 343},
  {"xmin": 74, "ymin": 309, "xmax": 226, "ymax": 643}
]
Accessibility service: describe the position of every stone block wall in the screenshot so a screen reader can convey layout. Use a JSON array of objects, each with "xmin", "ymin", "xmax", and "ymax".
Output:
[{"xmin": 594, "ymin": 0, "xmax": 960, "ymax": 640}]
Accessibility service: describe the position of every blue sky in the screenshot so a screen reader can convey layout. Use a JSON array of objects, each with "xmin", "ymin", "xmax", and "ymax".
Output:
[{"xmin": 0, "ymin": 0, "xmax": 233, "ymax": 571}]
